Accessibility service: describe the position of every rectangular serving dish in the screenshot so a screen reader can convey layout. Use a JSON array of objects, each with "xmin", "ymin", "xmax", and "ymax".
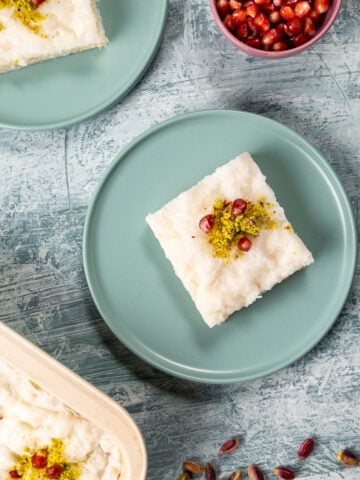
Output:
[{"xmin": 0, "ymin": 321, "xmax": 147, "ymax": 480}]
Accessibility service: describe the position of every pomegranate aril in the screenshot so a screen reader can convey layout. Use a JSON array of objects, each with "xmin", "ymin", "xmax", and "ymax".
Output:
[
  {"xmin": 269, "ymin": 10, "xmax": 281, "ymax": 23},
  {"xmin": 294, "ymin": 1, "xmax": 311, "ymax": 17},
  {"xmin": 9, "ymin": 471, "xmax": 21, "ymax": 479},
  {"xmin": 273, "ymin": 0, "xmax": 282, "ymax": 7},
  {"xmin": 238, "ymin": 237, "xmax": 252, "ymax": 252},
  {"xmin": 246, "ymin": 3, "xmax": 260, "ymax": 17},
  {"xmin": 232, "ymin": 8, "xmax": 248, "ymax": 25},
  {"xmin": 45, "ymin": 465, "xmax": 63, "ymax": 479},
  {"xmin": 262, "ymin": 2, "xmax": 276, "ymax": 12},
  {"xmin": 236, "ymin": 22, "xmax": 249, "ymax": 38},
  {"xmin": 282, "ymin": 0, "xmax": 298, "ymax": 5},
  {"xmin": 262, "ymin": 27, "xmax": 281, "ymax": 45},
  {"xmin": 31, "ymin": 0, "xmax": 45, "ymax": 6},
  {"xmin": 303, "ymin": 16, "xmax": 316, "ymax": 35},
  {"xmin": 199, "ymin": 215, "xmax": 215, "ymax": 233},
  {"xmin": 247, "ymin": 16, "xmax": 258, "ymax": 37},
  {"xmin": 254, "ymin": 0, "xmax": 271, "ymax": 4},
  {"xmin": 291, "ymin": 32, "xmax": 309, "ymax": 46},
  {"xmin": 232, "ymin": 199, "xmax": 247, "ymax": 216},
  {"xmin": 314, "ymin": 0, "xmax": 329, "ymax": 14},
  {"xmin": 284, "ymin": 16, "xmax": 303, "ymax": 36},
  {"xmin": 280, "ymin": 5, "xmax": 295, "ymax": 20},
  {"xmin": 216, "ymin": 0, "xmax": 230, "ymax": 18},
  {"xmin": 308, "ymin": 8, "xmax": 321, "ymax": 23},
  {"xmin": 272, "ymin": 40, "xmax": 288, "ymax": 50},
  {"xmin": 246, "ymin": 36, "xmax": 262, "ymax": 47},
  {"xmin": 230, "ymin": 0, "xmax": 242, "ymax": 8},
  {"xmin": 254, "ymin": 12, "xmax": 270, "ymax": 32},
  {"xmin": 223, "ymin": 14, "xmax": 238, "ymax": 31},
  {"xmin": 32, "ymin": 454, "xmax": 47, "ymax": 469}
]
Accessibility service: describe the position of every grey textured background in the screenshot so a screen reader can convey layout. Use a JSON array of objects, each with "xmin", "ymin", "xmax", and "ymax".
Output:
[{"xmin": 0, "ymin": 1, "xmax": 359, "ymax": 479}]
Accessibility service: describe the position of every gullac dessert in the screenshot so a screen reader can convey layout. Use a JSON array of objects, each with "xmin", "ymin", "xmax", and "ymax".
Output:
[
  {"xmin": 0, "ymin": 0, "xmax": 107, "ymax": 72},
  {"xmin": 0, "ymin": 358, "xmax": 122, "ymax": 480},
  {"xmin": 146, "ymin": 152, "xmax": 314, "ymax": 327}
]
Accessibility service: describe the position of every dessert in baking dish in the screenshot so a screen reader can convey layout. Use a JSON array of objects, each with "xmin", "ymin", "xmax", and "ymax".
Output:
[
  {"xmin": 146, "ymin": 152, "xmax": 314, "ymax": 327},
  {"xmin": 0, "ymin": 0, "xmax": 107, "ymax": 73},
  {"xmin": 0, "ymin": 358, "xmax": 122, "ymax": 480}
]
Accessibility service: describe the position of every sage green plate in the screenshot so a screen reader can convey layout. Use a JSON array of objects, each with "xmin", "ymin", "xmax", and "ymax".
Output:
[
  {"xmin": 83, "ymin": 110, "xmax": 357, "ymax": 384},
  {"xmin": 0, "ymin": 0, "xmax": 168, "ymax": 130}
]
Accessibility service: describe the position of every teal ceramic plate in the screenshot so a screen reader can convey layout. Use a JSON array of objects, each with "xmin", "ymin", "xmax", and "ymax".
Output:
[
  {"xmin": 0, "ymin": 0, "xmax": 168, "ymax": 130},
  {"xmin": 83, "ymin": 110, "xmax": 357, "ymax": 384}
]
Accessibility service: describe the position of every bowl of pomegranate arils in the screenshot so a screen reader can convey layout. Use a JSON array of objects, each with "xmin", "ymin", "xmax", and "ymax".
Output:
[{"xmin": 210, "ymin": 0, "xmax": 342, "ymax": 58}]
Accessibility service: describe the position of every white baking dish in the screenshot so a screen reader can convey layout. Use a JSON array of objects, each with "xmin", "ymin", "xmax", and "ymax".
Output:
[{"xmin": 0, "ymin": 321, "xmax": 147, "ymax": 480}]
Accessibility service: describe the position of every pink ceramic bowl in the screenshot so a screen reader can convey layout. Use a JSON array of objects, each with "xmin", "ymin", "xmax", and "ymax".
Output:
[{"xmin": 210, "ymin": 0, "xmax": 342, "ymax": 59}]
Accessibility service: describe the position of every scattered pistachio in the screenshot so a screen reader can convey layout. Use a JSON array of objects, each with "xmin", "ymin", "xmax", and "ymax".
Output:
[
  {"xmin": 337, "ymin": 450, "xmax": 359, "ymax": 467},
  {"xmin": 205, "ymin": 462, "xmax": 216, "ymax": 480},
  {"xmin": 178, "ymin": 473, "xmax": 191, "ymax": 480},
  {"xmin": 297, "ymin": 438, "xmax": 315, "ymax": 460},
  {"xmin": 183, "ymin": 460, "xmax": 204, "ymax": 475},
  {"xmin": 219, "ymin": 438, "xmax": 240, "ymax": 455},
  {"xmin": 247, "ymin": 464, "xmax": 264, "ymax": 480},
  {"xmin": 274, "ymin": 466, "xmax": 296, "ymax": 479},
  {"xmin": 229, "ymin": 469, "xmax": 242, "ymax": 480}
]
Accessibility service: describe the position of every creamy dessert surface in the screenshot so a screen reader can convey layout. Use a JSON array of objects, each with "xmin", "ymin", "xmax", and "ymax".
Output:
[
  {"xmin": 0, "ymin": 358, "xmax": 122, "ymax": 480},
  {"xmin": 0, "ymin": 0, "xmax": 107, "ymax": 73},
  {"xmin": 146, "ymin": 152, "xmax": 314, "ymax": 328}
]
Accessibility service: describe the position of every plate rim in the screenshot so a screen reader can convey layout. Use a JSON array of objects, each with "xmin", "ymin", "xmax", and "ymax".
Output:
[
  {"xmin": 83, "ymin": 109, "xmax": 358, "ymax": 384},
  {"xmin": 0, "ymin": 0, "xmax": 168, "ymax": 131}
]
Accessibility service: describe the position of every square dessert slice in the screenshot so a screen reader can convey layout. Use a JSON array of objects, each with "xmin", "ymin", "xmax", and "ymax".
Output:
[
  {"xmin": 146, "ymin": 152, "xmax": 314, "ymax": 328},
  {"xmin": 0, "ymin": 0, "xmax": 107, "ymax": 73}
]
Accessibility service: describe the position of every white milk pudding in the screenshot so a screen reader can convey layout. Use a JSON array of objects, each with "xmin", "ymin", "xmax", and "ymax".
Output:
[
  {"xmin": 146, "ymin": 152, "xmax": 314, "ymax": 327},
  {"xmin": 0, "ymin": 358, "xmax": 122, "ymax": 480},
  {"xmin": 0, "ymin": 0, "xmax": 107, "ymax": 72}
]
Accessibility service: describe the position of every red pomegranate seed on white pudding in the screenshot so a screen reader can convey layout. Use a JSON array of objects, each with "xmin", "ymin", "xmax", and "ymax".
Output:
[
  {"xmin": 314, "ymin": 0, "xmax": 329, "ymax": 14},
  {"xmin": 216, "ymin": 0, "xmax": 231, "ymax": 18},
  {"xmin": 294, "ymin": 1, "xmax": 311, "ymax": 18},
  {"xmin": 280, "ymin": 5, "xmax": 295, "ymax": 20},
  {"xmin": 304, "ymin": 16, "xmax": 316, "ymax": 35},
  {"xmin": 199, "ymin": 215, "xmax": 215, "ymax": 233},
  {"xmin": 32, "ymin": 0, "xmax": 45, "ymax": 5},
  {"xmin": 232, "ymin": 198, "xmax": 247, "ymax": 215},
  {"xmin": 238, "ymin": 237, "xmax": 252, "ymax": 252}
]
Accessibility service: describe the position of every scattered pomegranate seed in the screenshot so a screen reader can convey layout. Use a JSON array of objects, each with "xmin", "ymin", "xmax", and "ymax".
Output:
[
  {"xmin": 314, "ymin": 0, "xmax": 329, "ymax": 14},
  {"xmin": 232, "ymin": 198, "xmax": 247, "ymax": 215},
  {"xmin": 31, "ymin": 454, "xmax": 48, "ymax": 469},
  {"xmin": 45, "ymin": 465, "xmax": 63, "ymax": 479},
  {"xmin": 238, "ymin": 237, "xmax": 252, "ymax": 252},
  {"xmin": 298, "ymin": 438, "xmax": 315, "ymax": 460},
  {"xmin": 31, "ymin": 0, "xmax": 45, "ymax": 6},
  {"xmin": 9, "ymin": 471, "xmax": 21, "ymax": 479},
  {"xmin": 199, "ymin": 215, "xmax": 215, "ymax": 233}
]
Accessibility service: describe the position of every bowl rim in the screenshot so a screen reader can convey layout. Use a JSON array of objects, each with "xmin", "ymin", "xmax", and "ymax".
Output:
[{"xmin": 209, "ymin": 0, "xmax": 343, "ymax": 58}]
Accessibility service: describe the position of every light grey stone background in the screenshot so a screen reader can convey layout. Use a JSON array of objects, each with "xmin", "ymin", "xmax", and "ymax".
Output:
[{"xmin": 0, "ymin": 1, "xmax": 359, "ymax": 479}]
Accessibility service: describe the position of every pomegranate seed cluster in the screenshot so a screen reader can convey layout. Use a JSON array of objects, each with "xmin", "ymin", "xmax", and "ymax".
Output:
[
  {"xmin": 199, "ymin": 197, "xmax": 278, "ymax": 259},
  {"xmin": 216, "ymin": 0, "xmax": 330, "ymax": 51}
]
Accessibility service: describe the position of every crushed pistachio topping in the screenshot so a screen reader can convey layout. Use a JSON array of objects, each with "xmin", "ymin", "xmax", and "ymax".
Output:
[
  {"xmin": 205, "ymin": 197, "xmax": 278, "ymax": 259},
  {"xmin": 0, "ymin": 0, "xmax": 47, "ymax": 33},
  {"xmin": 9, "ymin": 438, "xmax": 82, "ymax": 480}
]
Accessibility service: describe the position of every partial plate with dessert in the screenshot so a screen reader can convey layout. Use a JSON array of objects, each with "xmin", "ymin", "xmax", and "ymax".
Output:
[
  {"xmin": 0, "ymin": 0, "xmax": 168, "ymax": 130},
  {"xmin": 83, "ymin": 110, "xmax": 357, "ymax": 384}
]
